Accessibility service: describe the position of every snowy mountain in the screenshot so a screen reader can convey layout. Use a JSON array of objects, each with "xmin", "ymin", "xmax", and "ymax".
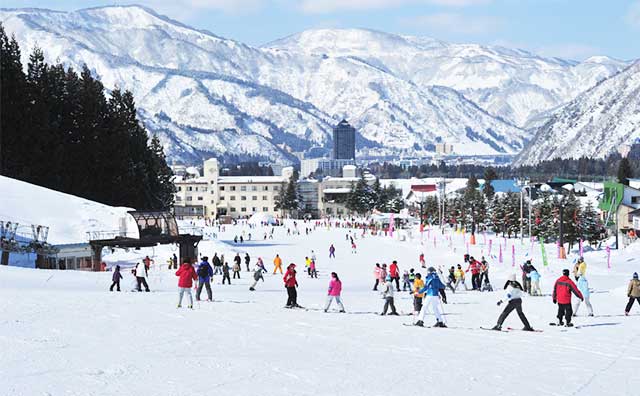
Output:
[
  {"xmin": 0, "ymin": 6, "xmax": 627, "ymax": 163},
  {"xmin": 514, "ymin": 61, "xmax": 640, "ymax": 165}
]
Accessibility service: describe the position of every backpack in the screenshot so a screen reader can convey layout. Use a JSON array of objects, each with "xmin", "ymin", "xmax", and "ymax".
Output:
[{"xmin": 198, "ymin": 265, "xmax": 209, "ymax": 278}]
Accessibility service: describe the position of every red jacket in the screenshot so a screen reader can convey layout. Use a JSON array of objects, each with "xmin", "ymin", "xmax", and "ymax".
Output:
[
  {"xmin": 389, "ymin": 263, "xmax": 399, "ymax": 278},
  {"xmin": 553, "ymin": 275, "xmax": 583, "ymax": 304},
  {"xmin": 176, "ymin": 264, "xmax": 197, "ymax": 288},
  {"xmin": 284, "ymin": 268, "xmax": 298, "ymax": 287},
  {"xmin": 466, "ymin": 261, "xmax": 480, "ymax": 275}
]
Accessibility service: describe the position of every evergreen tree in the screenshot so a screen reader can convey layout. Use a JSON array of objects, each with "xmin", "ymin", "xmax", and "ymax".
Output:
[
  {"xmin": 579, "ymin": 201, "xmax": 606, "ymax": 246},
  {"xmin": 562, "ymin": 192, "xmax": 581, "ymax": 250},
  {"xmin": 483, "ymin": 167, "xmax": 497, "ymax": 200},
  {"xmin": 618, "ymin": 157, "xmax": 633, "ymax": 185}
]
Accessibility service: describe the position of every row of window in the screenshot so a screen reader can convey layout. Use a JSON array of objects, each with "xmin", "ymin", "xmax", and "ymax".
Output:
[
  {"xmin": 220, "ymin": 185, "xmax": 279, "ymax": 192},
  {"xmin": 229, "ymin": 207, "xmax": 274, "ymax": 213},
  {"xmin": 176, "ymin": 186, "xmax": 207, "ymax": 192},
  {"xmin": 220, "ymin": 195, "xmax": 270, "ymax": 201}
]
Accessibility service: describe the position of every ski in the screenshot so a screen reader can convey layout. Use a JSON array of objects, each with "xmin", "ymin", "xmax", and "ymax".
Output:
[
  {"xmin": 506, "ymin": 327, "xmax": 543, "ymax": 333},
  {"xmin": 480, "ymin": 326, "xmax": 508, "ymax": 332}
]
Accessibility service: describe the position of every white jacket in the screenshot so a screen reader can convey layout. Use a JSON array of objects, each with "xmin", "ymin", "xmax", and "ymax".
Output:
[
  {"xmin": 381, "ymin": 281, "xmax": 394, "ymax": 298},
  {"xmin": 504, "ymin": 284, "xmax": 524, "ymax": 301},
  {"xmin": 135, "ymin": 263, "xmax": 147, "ymax": 279}
]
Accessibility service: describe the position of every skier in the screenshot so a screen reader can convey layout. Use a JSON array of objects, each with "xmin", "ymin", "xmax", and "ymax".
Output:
[
  {"xmin": 212, "ymin": 253, "xmax": 222, "ymax": 275},
  {"xmin": 454, "ymin": 264, "xmax": 468, "ymax": 291},
  {"xmin": 412, "ymin": 273, "xmax": 425, "ymax": 315},
  {"xmin": 305, "ymin": 256, "xmax": 311, "ymax": 276},
  {"xmin": 110, "ymin": 265, "xmax": 122, "ymax": 292},
  {"xmin": 134, "ymin": 261, "xmax": 150, "ymax": 292},
  {"xmin": 408, "ymin": 269, "xmax": 416, "ymax": 290},
  {"xmin": 414, "ymin": 267, "xmax": 447, "ymax": 327},
  {"xmin": 249, "ymin": 264, "xmax": 266, "ymax": 291},
  {"xmin": 196, "ymin": 257, "xmax": 213, "ymax": 302},
  {"xmin": 625, "ymin": 272, "xmax": 640, "ymax": 315},
  {"xmin": 311, "ymin": 250, "xmax": 317, "ymax": 263},
  {"xmin": 491, "ymin": 274, "xmax": 534, "ymax": 331},
  {"xmin": 373, "ymin": 263, "xmax": 382, "ymax": 291},
  {"xmin": 255, "ymin": 257, "xmax": 267, "ymax": 273},
  {"xmin": 479, "ymin": 257, "xmax": 490, "ymax": 285},
  {"xmin": 172, "ymin": 253, "xmax": 178, "ymax": 270},
  {"xmin": 466, "ymin": 257, "xmax": 481, "ymax": 290},
  {"xmin": 273, "ymin": 254, "xmax": 283, "ymax": 274},
  {"xmin": 143, "ymin": 255, "xmax": 154, "ymax": 270},
  {"xmin": 521, "ymin": 260, "xmax": 537, "ymax": 294},
  {"xmin": 481, "ymin": 278, "xmax": 493, "ymax": 292},
  {"xmin": 309, "ymin": 259, "xmax": 318, "ymax": 279},
  {"xmin": 351, "ymin": 241, "xmax": 357, "ymax": 254},
  {"xmin": 329, "ymin": 244, "xmax": 336, "ymax": 259},
  {"xmin": 389, "ymin": 260, "xmax": 400, "ymax": 291},
  {"xmin": 222, "ymin": 261, "xmax": 231, "ymax": 285},
  {"xmin": 245, "ymin": 253, "xmax": 251, "ymax": 272},
  {"xmin": 402, "ymin": 270, "xmax": 411, "ymax": 292},
  {"xmin": 574, "ymin": 257, "xmax": 587, "ymax": 281},
  {"xmin": 574, "ymin": 275, "xmax": 593, "ymax": 317},
  {"xmin": 528, "ymin": 269, "xmax": 542, "ymax": 296},
  {"xmin": 446, "ymin": 266, "xmax": 456, "ymax": 293},
  {"xmin": 176, "ymin": 258, "xmax": 197, "ymax": 309},
  {"xmin": 324, "ymin": 272, "xmax": 346, "ymax": 313},
  {"xmin": 552, "ymin": 269, "xmax": 584, "ymax": 327},
  {"xmin": 284, "ymin": 263, "xmax": 301, "ymax": 308},
  {"xmin": 380, "ymin": 275, "xmax": 399, "ymax": 316}
]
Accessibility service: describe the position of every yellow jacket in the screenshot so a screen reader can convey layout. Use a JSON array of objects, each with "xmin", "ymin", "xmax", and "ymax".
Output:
[
  {"xmin": 454, "ymin": 269, "xmax": 465, "ymax": 280},
  {"xmin": 273, "ymin": 256, "xmax": 282, "ymax": 267},
  {"xmin": 305, "ymin": 258, "xmax": 311, "ymax": 268},
  {"xmin": 578, "ymin": 262, "xmax": 587, "ymax": 276},
  {"xmin": 413, "ymin": 278, "xmax": 425, "ymax": 298}
]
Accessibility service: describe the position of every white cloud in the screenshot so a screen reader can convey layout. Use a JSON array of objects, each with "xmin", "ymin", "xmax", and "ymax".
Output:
[
  {"xmin": 298, "ymin": 0, "xmax": 491, "ymax": 14},
  {"xmin": 402, "ymin": 12, "xmax": 501, "ymax": 35},
  {"xmin": 626, "ymin": 1, "xmax": 640, "ymax": 29}
]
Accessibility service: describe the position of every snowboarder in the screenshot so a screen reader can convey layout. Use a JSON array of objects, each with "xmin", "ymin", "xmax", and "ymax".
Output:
[
  {"xmin": 389, "ymin": 260, "xmax": 400, "ymax": 291},
  {"xmin": 380, "ymin": 275, "xmax": 399, "ymax": 315},
  {"xmin": 574, "ymin": 275, "xmax": 593, "ymax": 316},
  {"xmin": 233, "ymin": 254, "xmax": 242, "ymax": 279},
  {"xmin": 110, "ymin": 265, "xmax": 122, "ymax": 291},
  {"xmin": 196, "ymin": 257, "xmax": 213, "ymax": 301},
  {"xmin": 324, "ymin": 272, "xmax": 345, "ymax": 312},
  {"xmin": 245, "ymin": 253, "xmax": 251, "ymax": 272},
  {"xmin": 222, "ymin": 262, "xmax": 231, "ymax": 285},
  {"xmin": 625, "ymin": 272, "xmax": 640, "ymax": 315},
  {"xmin": 284, "ymin": 263, "xmax": 301, "ymax": 308},
  {"xmin": 134, "ymin": 261, "xmax": 150, "ymax": 292},
  {"xmin": 273, "ymin": 254, "xmax": 283, "ymax": 274},
  {"xmin": 552, "ymin": 269, "xmax": 584, "ymax": 327},
  {"xmin": 329, "ymin": 244, "xmax": 336, "ymax": 259},
  {"xmin": 491, "ymin": 274, "xmax": 534, "ymax": 331},
  {"xmin": 414, "ymin": 267, "xmax": 446, "ymax": 327},
  {"xmin": 176, "ymin": 258, "xmax": 197, "ymax": 309},
  {"xmin": 412, "ymin": 273, "xmax": 425, "ymax": 315},
  {"xmin": 373, "ymin": 263, "xmax": 382, "ymax": 291}
]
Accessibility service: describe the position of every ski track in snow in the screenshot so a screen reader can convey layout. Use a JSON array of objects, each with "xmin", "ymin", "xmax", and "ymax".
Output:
[{"xmin": 1, "ymin": 222, "xmax": 640, "ymax": 395}]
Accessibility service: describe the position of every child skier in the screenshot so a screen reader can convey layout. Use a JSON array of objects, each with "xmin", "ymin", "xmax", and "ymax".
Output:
[
  {"xmin": 310, "ymin": 259, "xmax": 318, "ymax": 279},
  {"xmin": 625, "ymin": 272, "xmax": 640, "ymax": 315},
  {"xmin": 373, "ymin": 263, "xmax": 382, "ymax": 291},
  {"xmin": 481, "ymin": 278, "xmax": 493, "ymax": 292},
  {"xmin": 414, "ymin": 267, "xmax": 446, "ymax": 328},
  {"xmin": 552, "ymin": 269, "xmax": 584, "ymax": 327},
  {"xmin": 324, "ymin": 272, "xmax": 346, "ymax": 313},
  {"xmin": 284, "ymin": 263, "xmax": 301, "ymax": 308},
  {"xmin": 491, "ymin": 274, "xmax": 534, "ymax": 331},
  {"xmin": 249, "ymin": 265, "xmax": 266, "ymax": 291},
  {"xmin": 454, "ymin": 264, "xmax": 468, "ymax": 291},
  {"xmin": 412, "ymin": 273, "xmax": 425, "ymax": 315},
  {"xmin": 402, "ymin": 270, "xmax": 411, "ymax": 292},
  {"xmin": 110, "ymin": 265, "xmax": 123, "ymax": 291},
  {"xmin": 380, "ymin": 275, "xmax": 399, "ymax": 315},
  {"xmin": 176, "ymin": 258, "xmax": 197, "ymax": 309},
  {"xmin": 528, "ymin": 270, "xmax": 541, "ymax": 296},
  {"xmin": 574, "ymin": 275, "xmax": 593, "ymax": 316}
]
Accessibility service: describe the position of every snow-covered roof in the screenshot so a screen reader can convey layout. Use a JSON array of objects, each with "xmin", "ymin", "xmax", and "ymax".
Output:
[
  {"xmin": 218, "ymin": 176, "xmax": 286, "ymax": 184},
  {"xmin": 322, "ymin": 188, "xmax": 351, "ymax": 194},
  {"xmin": 174, "ymin": 177, "xmax": 207, "ymax": 184}
]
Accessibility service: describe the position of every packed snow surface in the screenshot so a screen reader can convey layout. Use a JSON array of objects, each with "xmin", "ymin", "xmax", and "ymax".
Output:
[{"xmin": 2, "ymin": 219, "xmax": 640, "ymax": 396}]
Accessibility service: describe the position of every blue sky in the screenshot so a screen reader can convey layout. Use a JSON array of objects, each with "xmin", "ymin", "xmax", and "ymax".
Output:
[{"xmin": 4, "ymin": 0, "xmax": 640, "ymax": 60}]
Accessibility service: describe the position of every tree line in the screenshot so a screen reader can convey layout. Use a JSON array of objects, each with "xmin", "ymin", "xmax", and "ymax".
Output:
[{"xmin": 0, "ymin": 24, "xmax": 175, "ymax": 210}]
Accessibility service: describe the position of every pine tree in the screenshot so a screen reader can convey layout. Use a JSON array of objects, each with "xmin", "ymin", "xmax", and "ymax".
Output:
[
  {"xmin": 579, "ymin": 201, "xmax": 605, "ymax": 246},
  {"xmin": 618, "ymin": 157, "xmax": 633, "ymax": 185},
  {"xmin": 562, "ymin": 192, "xmax": 581, "ymax": 250},
  {"xmin": 483, "ymin": 167, "xmax": 497, "ymax": 200}
]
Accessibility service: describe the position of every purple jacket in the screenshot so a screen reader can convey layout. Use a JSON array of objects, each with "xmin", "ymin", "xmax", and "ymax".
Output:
[{"xmin": 112, "ymin": 269, "xmax": 123, "ymax": 282}]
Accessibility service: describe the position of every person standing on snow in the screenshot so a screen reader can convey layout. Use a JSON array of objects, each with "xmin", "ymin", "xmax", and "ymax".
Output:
[
  {"xmin": 222, "ymin": 261, "xmax": 231, "ymax": 285},
  {"xmin": 491, "ymin": 274, "xmax": 534, "ymax": 331},
  {"xmin": 310, "ymin": 259, "xmax": 318, "ymax": 279},
  {"xmin": 402, "ymin": 270, "xmax": 411, "ymax": 292},
  {"xmin": 573, "ymin": 257, "xmax": 587, "ymax": 281},
  {"xmin": 245, "ymin": 253, "xmax": 251, "ymax": 272},
  {"xmin": 412, "ymin": 273, "xmax": 425, "ymax": 315},
  {"xmin": 176, "ymin": 258, "xmax": 197, "ymax": 309},
  {"xmin": 329, "ymin": 244, "xmax": 336, "ymax": 259},
  {"xmin": 521, "ymin": 260, "xmax": 537, "ymax": 294},
  {"xmin": 212, "ymin": 253, "xmax": 222, "ymax": 275},
  {"xmin": 273, "ymin": 254, "xmax": 283, "ymax": 274},
  {"xmin": 134, "ymin": 261, "xmax": 150, "ymax": 292},
  {"xmin": 625, "ymin": 272, "xmax": 640, "ymax": 315},
  {"xmin": 574, "ymin": 275, "xmax": 593, "ymax": 317},
  {"xmin": 552, "ymin": 269, "xmax": 584, "ymax": 327},
  {"xmin": 380, "ymin": 275, "xmax": 399, "ymax": 316},
  {"xmin": 419, "ymin": 253, "xmax": 426, "ymax": 268},
  {"xmin": 414, "ymin": 267, "xmax": 446, "ymax": 327},
  {"xmin": 528, "ymin": 269, "xmax": 542, "ymax": 296},
  {"xmin": 110, "ymin": 265, "xmax": 123, "ymax": 292},
  {"xmin": 389, "ymin": 260, "xmax": 401, "ymax": 291},
  {"xmin": 465, "ymin": 257, "xmax": 481, "ymax": 290},
  {"xmin": 233, "ymin": 254, "xmax": 242, "ymax": 279},
  {"xmin": 454, "ymin": 264, "xmax": 468, "ymax": 291},
  {"xmin": 324, "ymin": 272, "xmax": 346, "ymax": 313},
  {"xmin": 373, "ymin": 263, "xmax": 382, "ymax": 291},
  {"xmin": 284, "ymin": 263, "xmax": 301, "ymax": 308},
  {"xmin": 196, "ymin": 257, "xmax": 213, "ymax": 301}
]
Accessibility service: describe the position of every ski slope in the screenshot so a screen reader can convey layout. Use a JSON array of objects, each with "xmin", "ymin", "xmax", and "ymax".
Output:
[{"xmin": 1, "ymin": 221, "xmax": 640, "ymax": 396}]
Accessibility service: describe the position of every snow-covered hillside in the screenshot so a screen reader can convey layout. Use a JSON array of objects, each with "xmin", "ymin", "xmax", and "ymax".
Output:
[
  {"xmin": 0, "ymin": 6, "xmax": 625, "ymax": 163},
  {"xmin": 515, "ymin": 61, "xmax": 640, "ymax": 165}
]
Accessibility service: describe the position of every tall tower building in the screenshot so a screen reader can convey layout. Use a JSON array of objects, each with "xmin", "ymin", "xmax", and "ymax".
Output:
[{"xmin": 332, "ymin": 119, "xmax": 356, "ymax": 160}]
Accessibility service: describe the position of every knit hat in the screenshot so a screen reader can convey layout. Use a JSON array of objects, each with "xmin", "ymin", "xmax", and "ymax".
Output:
[
  {"xmin": 427, "ymin": 266, "xmax": 436, "ymax": 273},
  {"xmin": 562, "ymin": 269, "xmax": 570, "ymax": 277},
  {"xmin": 634, "ymin": 272, "xmax": 638, "ymax": 279}
]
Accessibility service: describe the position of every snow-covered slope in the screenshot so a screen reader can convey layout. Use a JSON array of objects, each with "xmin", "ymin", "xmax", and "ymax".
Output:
[
  {"xmin": 266, "ymin": 29, "xmax": 628, "ymax": 127},
  {"xmin": 515, "ymin": 61, "xmax": 640, "ymax": 165},
  {"xmin": 0, "ymin": 175, "xmax": 137, "ymax": 245}
]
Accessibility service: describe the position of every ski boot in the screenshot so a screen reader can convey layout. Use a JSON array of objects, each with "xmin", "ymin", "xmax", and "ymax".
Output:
[
  {"xmin": 414, "ymin": 320, "xmax": 424, "ymax": 327},
  {"xmin": 177, "ymin": 304, "xmax": 182, "ymax": 308},
  {"xmin": 491, "ymin": 325, "xmax": 502, "ymax": 331},
  {"xmin": 523, "ymin": 326, "xmax": 535, "ymax": 331},
  {"xmin": 188, "ymin": 305, "xmax": 193, "ymax": 309},
  {"xmin": 565, "ymin": 322, "xmax": 574, "ymax": 327}
]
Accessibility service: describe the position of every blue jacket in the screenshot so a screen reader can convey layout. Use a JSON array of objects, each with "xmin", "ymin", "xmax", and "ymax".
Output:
[
  {"xmin": 419, "ymin": 273, "xmax": 444, "ymax": 296},
  {"xmin": 198, "ymin": 261, "xmax": 213, "ymax": 282},
  {"xmin": 528, "ymin": 270, "xmax": 541, "ymax": 282},
  {"xmin": 577, "ymin": 276, "xmax": 590, "ymax": 298}
]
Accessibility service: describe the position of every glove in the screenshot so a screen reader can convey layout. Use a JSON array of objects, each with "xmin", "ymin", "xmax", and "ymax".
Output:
[
  {"xmin": 497, "ymin": 301, "xmax": 502, "ymax": 306},
  {"xmin": 553, "ymin": 300, "xmax": 557, "ymax": 304}
]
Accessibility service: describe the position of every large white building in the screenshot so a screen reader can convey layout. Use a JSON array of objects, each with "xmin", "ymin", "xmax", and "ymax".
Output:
[{"xmin": 174, "ymin": 158, "xmax": 292, "ymax": 220}]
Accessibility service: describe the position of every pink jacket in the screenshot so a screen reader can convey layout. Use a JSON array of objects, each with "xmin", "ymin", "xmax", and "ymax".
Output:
[
  {"xmin": 374, "ymin": 267, "xmax": 382, "ymax": 279},
  {"xmin": 328, "ymin": 279, "xmax": 342, "ymax": 296}
]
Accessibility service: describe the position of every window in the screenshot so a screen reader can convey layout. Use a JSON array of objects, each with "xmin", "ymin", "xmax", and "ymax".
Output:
[
  {"xmin": 211, "ymin": 200, "xmax": 215, "ymax": 204},
  {"xmin": 273, "ymin": 207, "xmax": 277, "ymax": 212},
  {"xmin": 230, "ymin": 207, "xmax": 236, "ymax": 212},
  {"xmin": 230, "ymin": 196, "xmax": 236, "ymax": 201},
  {"xmin": 274, "ymin": 186, "xmax": 280, "ymax": 191},
  {"xmin": 263, "ymin": 207, "xmax": 268, "ymax": 211},
  {"xmin": 263, "ymin": 186, "xmax": 269, "ymax": 191},
  {"xmin": 252, "ymin": 196, "xmax": 257, "ymax": 201},
  {"xmin": 177, "ymin": 186, "xmax": 182, "ymax": 191},
  {"xmin": 176, "ymin": 196, "xmax": 182, "ymax": 201},
  {"xmin": 252, "ymin": 207, "xmax": 257, "ymax": 212},
  {"xmin": 197, "ymin": 196, "xmax": 203, "ymax": 201},
  {"xmin": 241, "ymin": 186, "xmax": 247, "ymax": 191},
  {"xmin": 220, "ymin": 196, "xmax": 225, "ymax": 200},
  {"xmin": 202, "ymin": 187, "xmax": 208, "ymax": 192},
  {"xmin": 230, "ymin": 186, "xmax": 236, "ymax": 191},
  {"xmin": 632, "ymin": 196, "xmax": 640, "ymax": 204},
  {"xmin": 262, "ymin": 195, "xmax": 268, "ymax": 201},
  {"xmin": 241, "ymin": 207, "xmax": 247, "ymax": 212},
  {"xmin": 220, "ymin": 186, "xmax": 225, "ymax": 191},
  {"xmin": 241, "ymin": 196, "xmax": 247, "ymax": 201},
  {"xmin": 187, "ymin": 186, "xmax": 193, "ymax": 191},
  {"xmin": 186, "ymin": 197, "xmax": 192, "ymax": 201},
  {"xmin": 252, "ymin": 186, "xmax": 257, "ymax": 191}
]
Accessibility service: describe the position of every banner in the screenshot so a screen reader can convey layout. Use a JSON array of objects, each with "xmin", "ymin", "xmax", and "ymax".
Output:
[
  {"xmin": 540, "ymin": 237, "xmax": 549, "ymax": 267},
  {"xmin": 499, "ymin": 245, "xmax": 503, "ymax": 264},
  {"xmin": 489, "ymin": 239, "xmax": 493, "ymax": 256},
  {"xmin": 606, "ymin": 246, "xmax": 611, "ymax": 269},
  {"xmin": 579, "ymin": 239, "xmax": 583, "ymax": 257},
  {"xmin": 512, "ymin": 244, "xmax": 515, "ymax": 267}
]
